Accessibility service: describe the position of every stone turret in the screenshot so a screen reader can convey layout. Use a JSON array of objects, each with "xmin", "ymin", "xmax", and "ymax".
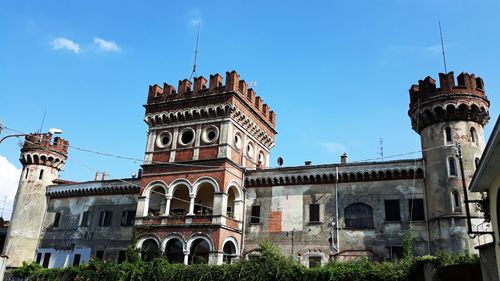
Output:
[
  {"xmin": 2, "ymin": 133, "xmax": 68, "ymax": 267},
  {"xmin": 408, "ymin": 71, "xmax": 490, "ymax": 253}
]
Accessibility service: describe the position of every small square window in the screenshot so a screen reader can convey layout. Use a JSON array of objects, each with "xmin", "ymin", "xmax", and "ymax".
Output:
[
  {"xmin": 384, "ymin": 200, "xmax": 400, "ymax": 222},
  {"xmin": 308, "ymin": 256, "xmax": 322, "ymax": 268},
  {"xmin": 73, "ymin": 254, "xmax": 81, "ymax": 266},
  {"xmin": 309, "ymin": 204, "xmax": 320, "ymax": 222},
  {"xmin": 388, "ymin": 246, "xmax": 403, "ymax": 261},
  {"xmin": 80, "ymin": 210, "xmax": 90, "ymax": 227},
  {"xmin": 42, "ymin": 253, "xmax": 51, "ymax": 268},
  {"xmin": 250, "ymin": 206, "xmax": 260, "ymax": 224},
  {"xmin": 99, "ymin": 211, "xmax": 113, "ymax": 227},
  {"xmin": 53, "ymin": 212, "xmax": 61, "ymax": 228},
  {"xmin": 96, "ymin": 250, "xmax": 104, "ymax": 260},
  {"xmin": 409, "ymin": 199, "xmax": 425, "ymax": 221},
  {"xmin": 121, "ymin": 210, "xmax": 136, "ymax": 227}
]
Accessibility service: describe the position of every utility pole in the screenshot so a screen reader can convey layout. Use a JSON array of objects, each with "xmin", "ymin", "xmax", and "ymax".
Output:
[{"xmin": 455, "ymin": 142, "xmax": 473, "ymax": 234}]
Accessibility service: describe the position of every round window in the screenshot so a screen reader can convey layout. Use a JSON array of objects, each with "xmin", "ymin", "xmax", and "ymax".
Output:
[
  {"xmin": 234, "ymin": 133, "xmax": 242, "ymax": 150},
  {"xmin": 246, "ymin": 143, "xmax": 254, "ymax": 158},
  {"xmin": 156, "ymin": 131, "xmax": 172, "ymax": 148},
  {"xmin": 202, "ymin": 126, "xmax": 219, "ymax": 143},
  {"xmin": 179, "ymin": 128, "xmax": 195, "ymax": 145}
]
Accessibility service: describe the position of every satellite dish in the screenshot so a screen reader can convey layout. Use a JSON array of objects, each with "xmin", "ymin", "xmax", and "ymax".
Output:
[{"xmin": 277, "ymin": 157, "xmax": 284, "ymax": 166}]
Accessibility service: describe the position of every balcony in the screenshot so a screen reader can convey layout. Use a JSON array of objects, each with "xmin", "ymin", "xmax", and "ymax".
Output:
[{"xmin": 136, "ymin": 214, "xmax": 242, "ymax": 230}]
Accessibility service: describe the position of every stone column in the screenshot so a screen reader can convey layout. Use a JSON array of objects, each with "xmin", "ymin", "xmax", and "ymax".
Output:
[
  {"xmin": 164, "ymin": 196, "xmax": 172, "ymax": 216},
  {"xmin": 188, "ymin": 195, "xmax": 195, "ymax": 215},
  {"xmin": 183, "ymin": 251, "xmax": 190, "ymax": 265}
]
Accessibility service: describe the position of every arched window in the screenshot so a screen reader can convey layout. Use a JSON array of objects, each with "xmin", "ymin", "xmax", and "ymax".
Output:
[
  {"xmin": 170, "ymin": 184, "xmax": 190, "ymax": 216},
  {"xmin": 148, "ymin": 186, "xmax": 166, "ymax": 216},
  {"xmin": 444, "ymin": 127, "xmax": 452, "ymax": 143},
  {"xmin": 165, "ymin": 239, "xmax": 184, "ymax": 264},
  {"xmin": 222, "ymin": 241, "xmax": 237, "ymax": 264},
  {"xmin": 448, "ymin": 157, "xmax": 457, "ymax": 176},
  {"xmin": 189, "ymin": 238, "xmax": 210, "ymax": 264},
  {"xmin": 140, "ymin": 239, "xmax": 159, "ymax": 261},
  {"xmin": 344, "ymin": 203, "xmax": 373, "ymax": 229},
  {"xmin": 452, "ymin": 191, "xmax": 461, "ymax": 212},
  {"xmin": 475, "ymin": 157, "xmax": 480, "ymax": 169},
  {"xmin": 470, "ymin": 127, "xmax": 478, "ymax": 144},
  {"xmin": 194, "ymin": 183, "xmax": 215, "ymax": 215}
]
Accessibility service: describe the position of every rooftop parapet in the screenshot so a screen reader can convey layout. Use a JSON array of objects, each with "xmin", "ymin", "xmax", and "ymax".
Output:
[
  {"xmin": 408, "ymin": 71, "xmax": 490, "ymax": 132},
  {"xmin": 21, "ymin": 133, "xmax": 69, "ymax": 157},
  {"xmin": 409, "ymin": 71, "xmax": 487, "ymax": 107},
  {"xmin": 146, "ymin": 70, "xmax": 276, "ymax": 127}
]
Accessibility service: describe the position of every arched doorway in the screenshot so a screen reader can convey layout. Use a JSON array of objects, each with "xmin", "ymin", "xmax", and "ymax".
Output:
[
  {"xmin": 189, "ymin": 238, "xmax": 211, "ymax": 264},
  {"xmin": 222, "ymin": 240, "xmax": 237, "ymax": 264},
  {"xmin": 140, "ymin": 239, "xmax": 159, "ymax": 261},
  {"xmin": 164, "ymin": 238, "xmax": 184, "ymax": 264},
  {"xmin": 148, "ymin": 186, "xmax": 166, "ymax": 216},
  {"xmin": 170, "ymin": 184, "xmax": 190, "ymax": 216},
  {"xmin": 194, "ymin": 183, "xmax": 215, "ymax": 215}
]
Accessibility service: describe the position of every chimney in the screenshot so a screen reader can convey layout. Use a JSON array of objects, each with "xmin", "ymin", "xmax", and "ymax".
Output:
[
  {"xmin": 102, "ymin": 172, "xmax": 107, "ymax": 181},
  {"xmin": 304, "ymin": 161, "xmax": 312, "ymax": 166},
  {"xmin": 94, "ymin": 172, "xmax": 100, "ymax": 181},
  {"xmin": 340, "ymin": 153, "xmax": 348, "ymax": 164},
  {"xmin": 138, "ymin": 168, "xmax": 143, "ymax": 178}
]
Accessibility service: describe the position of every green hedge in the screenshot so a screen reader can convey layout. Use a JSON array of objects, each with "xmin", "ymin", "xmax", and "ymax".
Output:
[{"xmin": 12, "ymin": 244, "xmax": 479, "ymax": 281}]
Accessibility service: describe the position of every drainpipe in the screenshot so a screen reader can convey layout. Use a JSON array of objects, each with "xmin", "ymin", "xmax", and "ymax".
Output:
[
  {"xmin": 421, "ymin": 159, "xmax": 432, "ymax": 255},
  {"xmin": 240, "ymin": 168, "xmax": 247, "ymax": 258},
  {"xmin": 334, "ymin": 165, "xmax": 340, "ymax": 253}
]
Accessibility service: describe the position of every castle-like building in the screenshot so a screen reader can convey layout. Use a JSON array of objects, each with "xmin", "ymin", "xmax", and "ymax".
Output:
[{"xmin": 1, "ymin": 70, "xmax": 492, "ymax": 268}]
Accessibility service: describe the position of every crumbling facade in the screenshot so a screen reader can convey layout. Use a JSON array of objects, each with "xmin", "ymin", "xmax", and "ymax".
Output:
[{"xmin": 1, "ymin": 70, "xmax": 492, "ymax": 268}]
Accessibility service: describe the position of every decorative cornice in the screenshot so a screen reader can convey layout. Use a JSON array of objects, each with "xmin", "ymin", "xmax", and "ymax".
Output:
[
  {"xmin": 20, "ymin": 151, "xmax": 66, "ymax": 170},
  {"xmin": 47, "ymin": 184, "xmax": 140, "ymax": 198},
  {"xmin": 144, "ymin": 103, "xmax": 276, "ymax": 148},
  {"xmin": 245, "ymin": 167, "xmax": 424, "ymax": 187}
]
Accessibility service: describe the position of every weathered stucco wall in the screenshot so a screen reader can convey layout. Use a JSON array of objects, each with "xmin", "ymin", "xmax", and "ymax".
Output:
[
  {"xmin": 37, "ymin": 180, "xmax": 139, "ymax": 267},
  {"xmin": 244, "ymin": 160, "xmax": 428, "ymax": 265}
]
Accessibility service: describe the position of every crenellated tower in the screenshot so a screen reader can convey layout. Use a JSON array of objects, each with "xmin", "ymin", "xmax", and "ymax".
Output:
[
  {"xmin": 408, "ymin": 71, "xmax": 490, "ymax": 253},
  {"xmin": 2, "ymin": 134, "xmax": 68, "ymax": 267},
  {"xmin": 135, "ymin": 71, "xmax": 277, "ymax": 264}
]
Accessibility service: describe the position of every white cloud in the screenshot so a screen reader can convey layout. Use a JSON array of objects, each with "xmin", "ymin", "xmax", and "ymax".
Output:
[
  {"xmin": 321, "ymin": 142, "xmax": 347, "ymax": 154},
  {"xmin": 50, "ymin": 37, "xmax": 81, "ymax": 54},
  {"xmin": 0, "ymin": 155, "xmax": 21, "ymax": 220},
  {"xmin": 188, "ymin": 9, "xmax": 202, "ymax": 27},
  {"xmin": 93, "ymin": 37, "xmax": 121, "ymax": 52}
]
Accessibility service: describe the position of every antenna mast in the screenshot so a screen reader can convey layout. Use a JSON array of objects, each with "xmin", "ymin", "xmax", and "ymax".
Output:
[
  {"xmin": 439, "ymin": 21, "xmax": 448, "ymax": 73},
  {"xmin": 38, "ymin": 108, "xmax": 47, "ymax": 133},
  {"xmin": 189, "ymin": 23, "xmax": 201, "ymax": 80}
]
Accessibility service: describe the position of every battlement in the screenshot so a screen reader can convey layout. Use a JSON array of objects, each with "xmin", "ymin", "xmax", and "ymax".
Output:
[
  {"xmin": 146, "ymin": 70, "xmax": 276, "ymax": 127},
  {"xmin": 408, "ymin": 71, "xmax": 490, "ymax": 133},
  {"xmin": 21, "ymin": 133, "xmax": 69, "ymax": 157},
  {"xmin": 409, "ymin": 71, "xmax": 486, "ymax": 107}
]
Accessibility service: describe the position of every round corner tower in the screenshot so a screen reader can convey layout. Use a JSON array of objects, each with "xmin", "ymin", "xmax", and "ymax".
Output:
[
  {"xmin": 408, "ymin": 71, "xmax": 490, "ymax": 253},
  {"xmin": 3, "ymin": 133, "xmax": 68, "ymax": 267}
]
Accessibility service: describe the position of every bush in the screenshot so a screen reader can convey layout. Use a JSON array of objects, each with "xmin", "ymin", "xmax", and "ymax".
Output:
[{"xmin": 11, "ymin": 243, "xmax": 480, "ymax": 281}]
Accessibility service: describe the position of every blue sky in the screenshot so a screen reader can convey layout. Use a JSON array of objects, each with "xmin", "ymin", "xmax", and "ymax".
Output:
[{"xmin": 1, "ymin": 1, "xmax": 499, "ymax": 217}]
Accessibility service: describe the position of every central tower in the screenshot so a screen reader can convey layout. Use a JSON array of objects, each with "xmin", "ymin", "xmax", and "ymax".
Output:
[{"xmin": 135, "ymin": 71, "xmax": 276, "ymax": 264}]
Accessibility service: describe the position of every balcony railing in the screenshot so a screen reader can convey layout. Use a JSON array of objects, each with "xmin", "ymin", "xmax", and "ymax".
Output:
[{"xmin": 136, "ymin": 214, "xmax": 242, "ymax": 230}]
